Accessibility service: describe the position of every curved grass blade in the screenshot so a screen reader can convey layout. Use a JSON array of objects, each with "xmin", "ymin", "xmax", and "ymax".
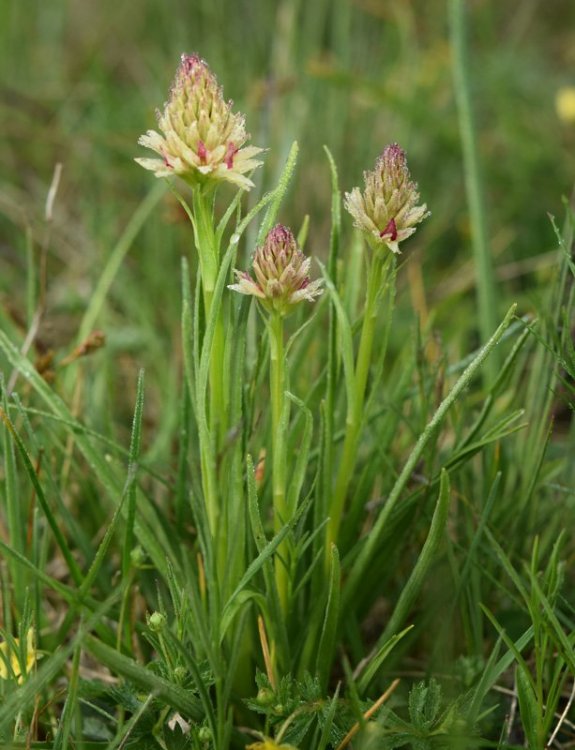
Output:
[
  {"xmin": 221, "ymin": 524, "xmax": 292, "ymax": 642},
  {"xmin": 377, "ymin": 469, "xmax": 451, "ymax": 647},
  {"xmin": 357, "ymin": 625, "xmax": 414, "ymax": 695},
  {"xmin": 246, "ymin": 454, "xmax": 290, "ymax": 662},
  {"xmin": 257, "ymin": 141, "xmax": 299, "ymax": 243},
  {"xmin": 315, "ymin": 543, "xmax": 341, "ymax": 691},
  {"xmin": 316, "ymin": 683, "xmax": 341, "ymax": 750},
  {"xmin": 0, "ymin": 329, "xmax": 170, "ymax": 578},
  {"xmin": 0, "ymin": 407, "xmax": 83, "ymax": 585},
  {"xmin": 78, "ymin": 181, "xmax": 166, "ymax": 339},
  {"xmin": 84, "ymin": 634, "xmax": 203, "ymax": 721},
  {"xmin": 344, "ymin": 304, "xmax": 517, "ymax": 607}
]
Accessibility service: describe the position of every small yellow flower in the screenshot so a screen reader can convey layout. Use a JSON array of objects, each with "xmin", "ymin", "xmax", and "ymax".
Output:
[
  {"xmin": 555, "ymin": 86, "xmax": 575, "ymax": 124},
  {"xmin": 344, "ymin": 144, "xmax": 429, "ymax": 254},
  {"xmin": 246, "ymin": 739, "xmax": 299, "ymax": 750},
  {"xmin": 136, "ymin": 53, "xmax": 263, "ymax": 190},
  {"xmin": 0, "ymin": 628, "xmax": 38, "ymax": 684},
  {"xmin": 229, "ymin": 224, "xmax": 323, "ymax": 316}
]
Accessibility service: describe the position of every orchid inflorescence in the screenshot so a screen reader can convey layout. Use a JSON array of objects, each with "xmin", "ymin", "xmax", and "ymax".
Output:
[
  {"xmin": 229, "ymin": 224, "xmax": 324, "ymax": 316},
  {"xmin": 344, "ymin": 143, "xmax": 429, "ymax": 254},
  {"xmin": 136, "ymin": 53, "xmax": 263, "ymax": 190}
]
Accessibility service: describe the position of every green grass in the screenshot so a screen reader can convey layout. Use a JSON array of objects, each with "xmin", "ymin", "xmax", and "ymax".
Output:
[{"xmin": 1, "ymin": 1, "xmax": 575, "ymax": 748}]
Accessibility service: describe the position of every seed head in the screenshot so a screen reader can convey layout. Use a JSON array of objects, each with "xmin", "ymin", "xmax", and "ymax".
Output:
[
  {"xmin": 229, "ymin": 225, "xmax": 323, "ymax": 316},
  {"xmin": 344, "ymin": 144, "xmax": 429, "ymax": 253},
  {"xmin": 136, "ymin": 54, "xmax": 263, "ymax": 190}
]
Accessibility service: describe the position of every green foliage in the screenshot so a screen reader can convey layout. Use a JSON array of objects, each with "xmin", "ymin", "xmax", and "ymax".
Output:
[
  {"xmin": 0, "ymin": 1, "xmax": 574, "ymax": 749},
  {"xmin": 245, "ymin": 672, "xmax": 353, "ymax": 749},
  {"xmin": 356, "ymin": 680, "xmax": 473, "ymax": 749}
]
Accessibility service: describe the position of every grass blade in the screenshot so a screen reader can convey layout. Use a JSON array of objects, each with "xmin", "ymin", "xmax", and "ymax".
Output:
[
  {"xmin": 377, "ymin": 469, "xmax": 450, "ymax": 646},
  {"xmin": 344, "ymin": 305, "xmax": 517, "ymax": 605},
  {"xmin": 122, "ymin": 368, "xmax": 145, "ymax": 576},
  {"xmin": 257, "ymin": 141, "xmax": 299, "ymax": 243},
  {"xmin": 315, "ymin": 543, "xmax": 341, "ymax": 691},
  {"xmin": 84, "ymin": 634, "xmax": 204, "ymax": 721},
  {"xmin": 449, "ymin": 0, "xmax": 498, "ymax": 381}
]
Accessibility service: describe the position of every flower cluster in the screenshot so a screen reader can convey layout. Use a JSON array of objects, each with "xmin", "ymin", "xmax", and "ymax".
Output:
[
  {"xmin": 0, "ymin": 629, "xmax": 38, "ymax": 684},
  {"xmin": 136, "ymin": 56, "xmax": 429, "ymax": 311},
  {"xmin": 229, "ymin": 225, "xmax": 323, "ymax": 316},
  {"xmin": 344, "ymin": 143, "xmax": 429, "ymax": 254},
  {"xmin": 136, "ymin": 53, "xmax": 263, "ymax": 190}
]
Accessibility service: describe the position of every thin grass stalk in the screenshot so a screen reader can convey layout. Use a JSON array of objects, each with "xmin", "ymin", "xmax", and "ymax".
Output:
[
  {"xmin": 121, "ymin": 368, "xmax": 144, "ymax": 578},
  {"xmin": 520, "ymin": 211, "xmax": 574, "ymax": 505},
  {"xmin": 0, "ymin": 407, "xmax": 83, "ymax": 588},
  {"xmin": 25, "ymin": 227, "xmax": 35, "ymax": 329},
  {"xmin": 1, "ymin": 387, "xmax": 25, "ymax": 609},
  {"xmin": 78, "ymin": 182, "xmax": 166, "ymax": 341},
  {"xmin": 52, "ymin": 639, "xmax": 81, "ymax": 750},
  {"xmin": 268, "ymin": 311, "xmax": 290, "ymax": 614},
  {"xmin": 449, "ymin": 0, "xmax": 499, "ymax": 383},
  {"xmin": 192, "ymin": 187, "xmax": 227, "ymax": 450},
  {"xmin": 182, "ymin": 190, "xmax": 224, "ymax": 544},
  {"xmin": 326, "ymin": 251, "xmax": 390, "ymax": 555},
  {"xmin": 246, "ymin": 454, "xmax": 290, "ymax": 672},
  {"xmin": 319, "ymin": 147, "xmax": 340, "ymax": 544}
]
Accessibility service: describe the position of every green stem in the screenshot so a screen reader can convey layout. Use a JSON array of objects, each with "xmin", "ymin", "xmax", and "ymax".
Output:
[
  {"xmin": 326, "ymin": 252, "xmax": 387, "ymax": 555},
  {"xmin": 200, "ymin": 444, "xmax": 219, "ymax": 539},
  {"xmin": 269, "ymin": 311, "xmax": 290, "ymax": 614},
  {"xmin": 449, "ymin": 0, "xmax": 498, "ymax": 382},
  {"xmin": 193, "ymin": 188, "xmax": 227, "ymax": 448},
  {"xmin": 191, "ymin": 188, "xmax": 227, "ymax": 544}
]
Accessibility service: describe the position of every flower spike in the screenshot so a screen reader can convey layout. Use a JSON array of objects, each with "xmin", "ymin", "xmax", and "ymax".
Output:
[
  {"xmin": 229, "ymin": 225, "xmax": 323, "ymax": 316},
  {"xmin": 344, "ymin": 144, "xmax": 429, "ymax": 253},
  {"xmin": 136, "ymin": 53, "xmax": 263, "ymax": 190}
]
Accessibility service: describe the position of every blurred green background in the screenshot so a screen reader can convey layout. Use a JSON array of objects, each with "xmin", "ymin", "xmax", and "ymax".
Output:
[{"xmin": 1, "ymin": 0, "xmax": 575, "ymax": 408}]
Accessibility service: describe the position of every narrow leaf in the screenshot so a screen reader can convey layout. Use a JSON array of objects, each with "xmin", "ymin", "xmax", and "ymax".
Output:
[{"xmin": 316, "ymin": 544, "xmax": 341, "ymax": 690}]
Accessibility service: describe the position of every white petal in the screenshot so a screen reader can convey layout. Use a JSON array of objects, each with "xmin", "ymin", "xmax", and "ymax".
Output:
[
  {"xmin": 384, "ymin": 239, "xmax": 401, "ymax": 254},
  {"xmin": 138, "ymin": 130, "xmax": 166, "ymax": 153},
  {"xmin": 134, "ymin": 157, "xmax": 166, "ymax": 174}
]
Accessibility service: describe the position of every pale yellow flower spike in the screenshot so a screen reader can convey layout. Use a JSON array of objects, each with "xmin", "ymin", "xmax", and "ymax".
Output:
[
  {"xmin": 344, "ymin": 143, "xmax": 429, "ymax": 254},
  {"xmin": 136, "ymin": 53, "xmax": 264, "ymax": 190},
  {"xmin": 229, "ymin": 224, "xmax": 323, "ymax": 317},
  {"xmin": 0, "ymin": 628, "xmax": 38, "ymax": 684}
]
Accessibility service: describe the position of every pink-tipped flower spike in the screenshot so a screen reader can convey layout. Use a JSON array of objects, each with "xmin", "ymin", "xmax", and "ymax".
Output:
[
  {"xmin": 136, "ymin": 53, "xmax": 263, "ymax": 190},
  {"xmin": 229, "ymin": 224, "xmax": 323, "ymax": 317},
  {"xmin": 344, "ymin": 144, "xmax": 429, "ymax": 254}
]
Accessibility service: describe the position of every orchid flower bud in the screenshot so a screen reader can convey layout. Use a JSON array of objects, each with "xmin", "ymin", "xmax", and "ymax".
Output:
[{"xmin": 229, "ymin": 225, "xmax": 323, "ymax": 316}]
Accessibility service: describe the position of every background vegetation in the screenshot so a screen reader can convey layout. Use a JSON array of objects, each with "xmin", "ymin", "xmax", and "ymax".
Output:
[{"xmin": 1, "ymin": 0, "xmax": 574, "ymax": 748}]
